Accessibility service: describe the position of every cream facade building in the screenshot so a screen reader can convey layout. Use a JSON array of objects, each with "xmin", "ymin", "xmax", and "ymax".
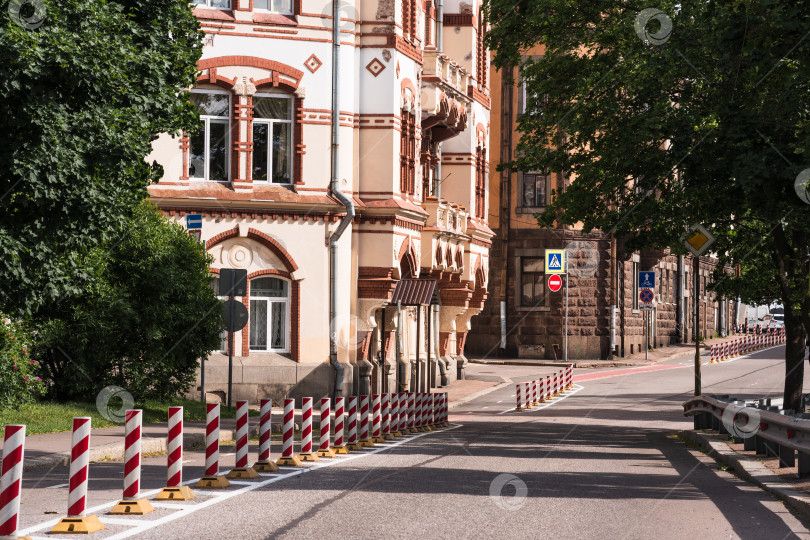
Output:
[{"xmin": 147, "ymin": 0, "xmax": 492, "ymax": 402}]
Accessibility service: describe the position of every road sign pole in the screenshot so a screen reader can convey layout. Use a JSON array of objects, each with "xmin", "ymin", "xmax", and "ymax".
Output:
[
  {"xmin": 564, "ymin": 258, "xmax": 568, "ymax": 363},
  {"xmin": 228, "ymin": 271, "xmax": 235, "ymax": 409},
  {"xmin": 644, "ymin": 310, "xmax": 648, "ymax": 361}
]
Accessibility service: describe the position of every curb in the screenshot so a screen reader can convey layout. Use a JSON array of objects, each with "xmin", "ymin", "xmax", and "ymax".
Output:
[
  {"xmin": 448, "ymin": 382, "xmax": 511, "ymax": 410},
  {"xmin": 679, "ymin": 429, "xmax": 810, "ymax": 521}
]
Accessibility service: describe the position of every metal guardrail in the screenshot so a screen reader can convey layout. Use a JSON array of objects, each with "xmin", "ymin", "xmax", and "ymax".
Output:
[{"xmin": 683, "ymin": 393, "xmax": 810, "ymax": 476}]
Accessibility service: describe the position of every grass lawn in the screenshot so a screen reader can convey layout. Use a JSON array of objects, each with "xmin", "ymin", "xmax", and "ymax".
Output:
[{"xmin": 0, "ymin": 398, "xmax": 258, "ymax": 435}]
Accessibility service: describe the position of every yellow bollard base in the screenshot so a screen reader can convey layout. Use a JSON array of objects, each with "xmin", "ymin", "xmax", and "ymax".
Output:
[
  {"xmin": 359, "ymin": 439, "xmax": 375, "ymax": 447},
  {"xmin": 316, "ymin": 448, "xmax": 337, "ymax": 458},
  {"xmin": 155, "ymin": 485, "xmax": 196, "ymax": 501},
  {"xmin": 109, "ymin": 498, "xmax": 155, "ymax": 516},
  {"xmin": 195, "ymin": 475, "xmax": 230, "ymax": 489},
  {"xmin": 227, "ymin": 467, "xmax": 260, "ymax": 479},
  {"xmin": 298, "ymin": 452, "xmax": 320, "ymax": 462},
  {"xmin": 332, "ymin": 445, "xmax": 350, "ymax": 454},
  {"xmin": 51, "ymin": 515, "xmax": 105, "ymax": 534},
  {"xmin": 392, "ymin": 431, "xmax": 404, "ymax": 437},
  {"xmin": 370, "ymin": 436, "xmax": 386, "ymax": 443},
  {"xmin": 347, "ymin": 442, "xmax": 364, "ymax": 451},
  {"xmin": 383, "ymin": 433, "xmax": 395, "ymax": 440},
  {"xmin": 252, "ymin": 460, "xmax": 280, "ymax": 473},
  {"xmin": 276, "ymin": 455, "xmax": 303, "ymax": 467},
  {"xmin": 514, "ymin": 407, "xmax": 523, "ymax": 412}
]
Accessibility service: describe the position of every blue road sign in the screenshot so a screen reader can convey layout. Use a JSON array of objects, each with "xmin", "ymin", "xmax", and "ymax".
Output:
[
  {"xmin": 639, "ymin": 271, "xmax": 655, "ymax": 289},
  {"xmin": 546, "ymin": 249, "xmax": 565, "ymax": 274},
  {"xmin": 186, "ymin": 214, "xmax": 202, "ymax": 230}
]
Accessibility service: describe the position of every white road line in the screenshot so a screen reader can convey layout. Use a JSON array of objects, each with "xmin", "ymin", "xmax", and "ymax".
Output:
[
  {"xmin": 18, "ymin": 424, "xmax": 463, "ymax": 539},
  {"xmin": 45, "ymin": 483, "xmax": 68, "ymax": 489},
  {"xmin": 496, "ymin": 400, "xmax": 503, "ymax": 404},
  {"xmin": 701, "ymin": 344, "xmax": 784, "ymax": 366},
  {"xmin": 498, "ymin": 384, "xmax": 585, "ymax": 414}
]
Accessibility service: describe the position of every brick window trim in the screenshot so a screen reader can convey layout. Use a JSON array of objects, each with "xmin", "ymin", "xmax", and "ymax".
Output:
[
  {"xmin": 240, "ymin": 269, "xmax": 300, "ymax": 362},
  {"xmin": 206, "ymin": 227, "xmax": 299, "ymax": 273}
]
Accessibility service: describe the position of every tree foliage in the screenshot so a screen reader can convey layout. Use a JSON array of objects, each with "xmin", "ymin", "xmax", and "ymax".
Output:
[
  {"xmin": 0, "ymin": 0, "xmax": 203, "ymax": 314},
  {"xmin": 0, "ymin": 316, "xmax": 46, "ymax": 408},
  {"xmin": 486, "ymin": 0, "xmax": 810, "ymax": 407},
  {"xmin": 32, "ymin": 203, "xmax": 223, "ymax": 402}
]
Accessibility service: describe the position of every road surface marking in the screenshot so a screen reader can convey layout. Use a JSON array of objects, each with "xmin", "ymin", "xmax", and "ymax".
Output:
[
  {"xmin": 498, "ymin": 384, "xmax": 585, "ymax": 414},
  {"xmin": 18, "ymin": 424, "xmax": 462, "ymax": 539},
  {"xmin": 45, "ymin": 483, "xmax": 69, "ymax": 489}
]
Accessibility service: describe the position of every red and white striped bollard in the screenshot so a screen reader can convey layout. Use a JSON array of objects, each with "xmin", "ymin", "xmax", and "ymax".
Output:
[
  {"xmin": 316, "ymin": 398, "xmax": 336, "ymax": 458},
  {"xmin": 157, "ymin": 406, "xmax": 196, "ymax": 500},
  {"xmin": 347, "ymin": 396, "xmax": 362, "ymax": 450},
  {"xmin": 51, "ymin": 418, "xmax": 105, "ymax": 534},
  {"xmin": 0, "ymin": 425, "xmax": 26, "ymax": 538},
  {"xmin": 371, "ymin": 394, "xmax": 384, "ymax": 442},
  {"xmin": 228, "ymin": 400, "xmax": 259, "ymax": 478},
  {"xmin": 111, "ymin": 410, "xmax": 154, "ymax": 514},
  {"xmin": 299, "ymin": 397, "xmax": 319, "ymax": 461},
  {"xmin": 333, "ymin": 397, "xmax": 349, "ymax": 454},
  {"xmin": 276, "ymin": 398, "xmax": 303, "ymax": 466},
  {"xmin": 253, "ymin": 399, "xmax": 280, "ymax": 472}
]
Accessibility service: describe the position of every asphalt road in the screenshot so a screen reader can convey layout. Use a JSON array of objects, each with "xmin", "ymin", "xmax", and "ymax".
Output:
[{"xmin": 16, "ymin": 345, "xmax": 810, "ymax": 539}]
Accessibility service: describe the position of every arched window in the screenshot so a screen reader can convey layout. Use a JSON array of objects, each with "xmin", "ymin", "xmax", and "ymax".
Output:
[{"xmin": 249, "ymin": 277, "xmax": 290, "ymax": 352}]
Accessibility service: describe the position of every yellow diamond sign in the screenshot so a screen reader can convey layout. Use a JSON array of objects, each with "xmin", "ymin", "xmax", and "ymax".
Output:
[{"xmin": 681, "ymin": 224, "xmax": 715, "ymax": 256}]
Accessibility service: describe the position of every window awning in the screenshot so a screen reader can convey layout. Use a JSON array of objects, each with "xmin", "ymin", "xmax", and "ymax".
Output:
[{"xmin": 390, "ymin": 279, "xmax": 440, "ymax": 306}]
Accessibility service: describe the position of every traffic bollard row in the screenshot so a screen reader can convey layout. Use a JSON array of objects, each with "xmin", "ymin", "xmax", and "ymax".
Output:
[
  {"xmin": 514, "ymin": 364, "xmax": 575, "ymax": 412},
  {"xmin": 709, "ymin": 328, "xmax": 786, "ymax": 363},
  {"xmin": 5, "ymin": 392, "xmax": 452, "ymax": 535}
]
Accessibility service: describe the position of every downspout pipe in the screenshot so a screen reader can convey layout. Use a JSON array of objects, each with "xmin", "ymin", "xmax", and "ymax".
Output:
[
  {"xmin": 329, "ymin": 0, "xmax": 355, "ymax": 398},
  {"xmin": 435, "ymin": 0, "xmax": 444, "ymax": 200},
  {"xmin": 433, "ymin": 304, "xmax": 447, "ymax": 386}
]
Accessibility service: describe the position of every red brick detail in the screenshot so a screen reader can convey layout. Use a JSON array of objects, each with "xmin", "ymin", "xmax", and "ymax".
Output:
[
  {"xmin": 383, "ymin": 330, "xmax": 396, "ymax": 359},
  {"xmin": 401, "ymin": 78, "xmax": 417, "ymax": 101},
  {"xmin": 247, "ymin": 228, "xmax": 299, "ymax": 272},
  {"xmin": 467, "ymin": 85, "xmax": 491, "ymax": 109},
  {"xmin": 206, "ymin": 227, "xmax": 239, "ymax": 250},
  {"xmin": 438, "ymin": 331, "xmax": 452, "ymax": 356},
  {"xmin": 179, "ymin": 135, "xmax": 190, "ymax": 181},
  {"xmin": 196, "ymin": 68, "xmax": 237, "ymax": 89},
  {"xmin": 356, "ymin": 331, "xmax": 372, "ymax": 364},
  {"xmin": 443, "ymin": 13, "xmax": 475, "ymax": 26},
  {"xmin": 293, "ymin": 96, "xmax": 304, "ymax": 184},
  {"xmin": 386, "ymin": 34, "xmax": 423, "ymax": 64},
  {"xmin": 198, "ymin": 56, "xmax": 305, "ymax": 84},
  {"xmin": 456, "ymin": 332, "xmax": 468, "ymax": 355},
  {"xmin": 358, "ymin": 266, "xmax": 397, "ymax": 300},
  {"xmin": 291, "ymin": 280, "xmax": 300, "ymax": 361}
]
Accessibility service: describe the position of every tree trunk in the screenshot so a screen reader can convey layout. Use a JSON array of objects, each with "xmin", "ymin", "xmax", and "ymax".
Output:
[{"xmin": 783, "ymin": 313, "xmax": 807, "ymax": 412}]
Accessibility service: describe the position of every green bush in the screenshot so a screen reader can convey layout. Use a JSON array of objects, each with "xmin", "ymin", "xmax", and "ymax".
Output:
[
  {"xmin": 32, "ymin": 202, "xmax": 223, "ymax": 402},
  {"xmin": 0, "ymin": 317, "xmax": 46, "ymax": 408}
]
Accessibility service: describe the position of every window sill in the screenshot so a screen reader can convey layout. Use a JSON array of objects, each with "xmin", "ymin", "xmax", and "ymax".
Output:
[
  {"xmin": 193, "ymin": 7, "xmax": 235, "ymax": 21},
  {"xmin": 516, "ymin": 306, "xmax": 551, "ymax": 312},
  {"xmin": 253, "ymin": 12, "xmax": 297, "ymax": 25},
  {"xmin": 516, "ymin": 206, "xmax": 546, "ymax": 215}
]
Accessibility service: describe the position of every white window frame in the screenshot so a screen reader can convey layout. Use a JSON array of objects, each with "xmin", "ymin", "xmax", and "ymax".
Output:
[
  {"xmin": 192, "ymin": 0, "xmax": 231, "ymax": 10},
  {"xmin": 189, "ymin": 89, "xmax": 230, "ymax": 183},
  {"xmin": 253, "ymin": 0, "xmax": 293, "ymax": 15},
  {"xmin": 251, "ymin": 93, "xmax": 294, "ymax": 185},
  {"xmin": 249, "ymin": 277, "xmax": 291, "ymax": 353}
]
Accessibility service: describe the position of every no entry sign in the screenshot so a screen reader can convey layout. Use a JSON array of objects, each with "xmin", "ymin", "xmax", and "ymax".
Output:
[{"xmin": 548, "ymin": 274, "xmax": 563, "ymax": 292}]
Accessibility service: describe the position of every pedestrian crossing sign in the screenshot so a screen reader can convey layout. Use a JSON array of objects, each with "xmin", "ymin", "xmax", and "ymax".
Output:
[{"xmin": 545, "ymin": 249, "xmax": 566, "ymax": 274}]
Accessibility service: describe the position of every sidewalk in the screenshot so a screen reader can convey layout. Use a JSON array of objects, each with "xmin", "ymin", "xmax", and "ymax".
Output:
[
  {"xmin": 468, "ymin": 334, "xmax": 753, "ymax": 369},
  {"xmin": 4, "ymin": 376, "xmax": 508, "ymax": 472}
]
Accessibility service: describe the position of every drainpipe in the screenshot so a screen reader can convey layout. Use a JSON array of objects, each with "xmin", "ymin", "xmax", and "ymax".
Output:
[
  {"xmin": 434, "ymin": 0, "xmax": 444, "ymax": 200},
  {"xmin": 433, "ymin": 304, "xmax": 447, "ymax": 386},
  {"xmin": 329, "ymin": 0, "xmax": 354, "ymax": 398}
]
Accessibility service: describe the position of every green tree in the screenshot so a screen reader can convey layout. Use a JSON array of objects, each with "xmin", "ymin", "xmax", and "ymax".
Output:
[
  {"xmin": 486, "ymin": 0, "xmax": 810, "ymax": 407},
  {"xmin": 0, "ymin": 0, "xmax": 203, "ymax": 314},
  {"xmin": 33, "ymin": 202, "xmax": 223, "ymax": 402},
  {"xmin": 0, "ymin": 316, "xmax": 46, "ymax": 408}
]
